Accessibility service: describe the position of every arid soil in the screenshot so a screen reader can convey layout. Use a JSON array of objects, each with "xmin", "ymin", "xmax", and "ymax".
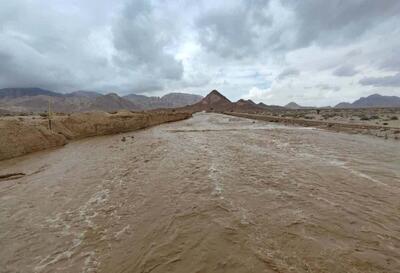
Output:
[
  {"xmin": 0, "ymin": 111, "xmax": 191, "ymax": 161},
  {"xmin": 227, "ymin": 109, "xmax": 400, "ymax": 140},
  {"xmin": 271, "ymin": 107, "xmax": 400, "ymax": 128},
  {"xmin": 1, "ymin": 113, "xmax": 399, "ymax": 273}
]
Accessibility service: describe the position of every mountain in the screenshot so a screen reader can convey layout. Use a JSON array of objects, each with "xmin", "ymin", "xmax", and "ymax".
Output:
[
  {"xmin": 160, "ymin": 93, "xmax": 203, "ymax": 108},
  {"xmin": 185, "ymin": 90, "xmax": 232, "ymax": 112},
  {"xmin": 90, "ymin": 93, "xmax": 141, "ymax": 112},
  {"xmin": 335, "ymin": 94, "xmax": 400, "ymax": 108},
  {"xmin": 0, "ymin": 87, "xmax": 202, "ymax": 113},
  {"xmin": 67, "ymin": 90, "xmax": 102, "ymax": 98},
  {"xmin": 0, "ymin": 88, "xmax": 62, "ymax": 99},
  {"xmin": 182, "ymin": 90, "xmax": 263, "ymax": 113},
  {"xmin": 285, "ymin": 102, "xmax": 303, "ymax": 109},
  {"xmin": 258, "ymin": 102, "xmax": 285, "ymax": 110},
  {"xmin": 123, "ymin": 92, "xmax": 203, "ymax": 109},
  {"xmin": 284, "ymin": 102, "xmax": 317, "ymax": 109},
  {"xmin": 334, "ymin": 102, "xmax": 352, "ymax": 108}
]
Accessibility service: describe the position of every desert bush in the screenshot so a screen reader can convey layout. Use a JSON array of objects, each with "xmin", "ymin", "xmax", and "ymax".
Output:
[
  {"xmin": 390, "ymin": 116, "xmax": 398, "ymax": 120},
  {"xmin": 322, "ymin": 114, "xmax": 336, "ymax": 119}
]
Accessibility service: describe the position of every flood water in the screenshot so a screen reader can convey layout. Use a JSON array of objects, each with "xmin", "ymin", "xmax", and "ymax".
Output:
[{"xmin": 1, "ymin": 113, "xmax": 400, "ymax": 273}]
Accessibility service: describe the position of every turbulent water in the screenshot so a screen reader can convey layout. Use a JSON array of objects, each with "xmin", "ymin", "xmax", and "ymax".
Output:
[{"xmin": 1, "ymin": 113, "xmax": 400, "ymax": 273}]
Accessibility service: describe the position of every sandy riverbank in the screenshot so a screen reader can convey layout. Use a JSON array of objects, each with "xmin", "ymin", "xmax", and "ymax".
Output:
[
  {"xmin": 0, "ymin": 110, "xmax": 191, "ymax": 161},
  {"xmin": 226, "ymin": 112, "xmax": 400, "ymax": 140}
]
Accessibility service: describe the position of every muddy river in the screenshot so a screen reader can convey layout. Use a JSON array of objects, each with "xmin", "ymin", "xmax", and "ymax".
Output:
[{"xmin": 1, "ymin": 113, "xmax": 399, "ymax": 273}]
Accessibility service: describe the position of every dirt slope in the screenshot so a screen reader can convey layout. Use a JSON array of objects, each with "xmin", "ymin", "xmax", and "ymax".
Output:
[{"xmin": 0, "ymin": 111, "xmax": 191, "ymax": 161}]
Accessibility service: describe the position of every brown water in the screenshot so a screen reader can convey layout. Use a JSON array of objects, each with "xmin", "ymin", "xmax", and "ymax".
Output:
[{"xmin": 1, "ymin": 113, "xmax": 400, "ymax": 273}]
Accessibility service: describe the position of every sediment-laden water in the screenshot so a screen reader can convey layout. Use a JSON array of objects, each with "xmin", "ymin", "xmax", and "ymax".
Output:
[{"xmin": 1, "ymin": 113, "xmax": 399, "ymax": 273}]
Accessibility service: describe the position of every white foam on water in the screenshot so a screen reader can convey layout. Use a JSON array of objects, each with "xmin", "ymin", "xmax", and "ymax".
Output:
[
  {"xmin": 114, "ymin": 224, "xmax": 131, "ymax": 240},
  {"xmin": 36, "ymin": 185, "xmax": 112, "ymax": 272},
  {"xmin": 328, "ymin": 159, "xmax": 390, "ymax": 188},
  {"xmin": 209, "ymin": 163, "xmax": 223, "ymax": 199}
]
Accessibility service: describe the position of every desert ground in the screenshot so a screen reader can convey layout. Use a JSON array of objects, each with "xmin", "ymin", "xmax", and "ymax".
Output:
[
  {"xmin": 229, "ymin": 107, "xmax": 400, "ymax": 140},
  {"xmin": 1, "ymin": 112, "xmax": 399, "ymax": 273},
  {"xmin": 265, "ymin": 107, "xmax": 400, "ymax": 128}
]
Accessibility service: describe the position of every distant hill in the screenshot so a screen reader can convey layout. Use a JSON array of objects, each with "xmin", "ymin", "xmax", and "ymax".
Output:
[
  {"xmin": 0, "ymin": 88, "xmax": 201, "ymax": 113},
  {"xmin": 182, "ymin": 90, "xmax": 263, "ymax": 113},
  {"xmin": 160, "ymin": 93, "xmax": 203, "ymax": 108},
  {"xmin": 284, "ymin": 102, "xmax": 317, "ymax": 109},
  {"xmin": 66, "ymin": 90, "xmax": 102, "ymax": 98},
  {"xmin": 334, "ymin": 102, "xmax": 352, "ymax": 108},
  {"xmin": 285, "ymin": 102, "xmax": 303, "ymax": 109},
  {"xmin": 123, "ymin": 92, "xmax": 202, "ymax": 109},
  {"xmin": 90, "ymin": 93, "xmax": 141, "ymax": 112},
  {"xmin": 0, "ymin": 88, "xmax": 62, "ymax": 99},
  {"xmin": 258, "ymin": 102, "xmax": 284, "ymax": 110},
  {"xmin": 335, "ymin": 94, "xmax": 400, "ymax": 108}
]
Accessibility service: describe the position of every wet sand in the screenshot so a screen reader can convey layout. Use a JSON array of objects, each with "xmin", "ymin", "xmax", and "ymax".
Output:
[{"xmin": 1, "ymin": 113, "xmax": 400, "ymax": 273}]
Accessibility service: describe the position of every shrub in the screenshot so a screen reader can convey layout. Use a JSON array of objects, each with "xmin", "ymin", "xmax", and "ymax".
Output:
[{"xmin": 390, "ymin": 116, "xmax": 398, "ymax": 120}]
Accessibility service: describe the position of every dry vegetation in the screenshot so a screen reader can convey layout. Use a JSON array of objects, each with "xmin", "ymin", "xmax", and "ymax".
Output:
[{"xmin": 227, "ymin": 107, "xmax": 400, "ymax": 140}]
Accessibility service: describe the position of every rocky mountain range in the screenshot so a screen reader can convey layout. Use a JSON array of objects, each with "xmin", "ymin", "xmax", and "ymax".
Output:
[
  {"xmin": 285, "ymin": 94, "xmax": 400, "ymax": 109},
  {"xmin": 123, "ymin": 92, "xmax": 202, "ymax": 109},
  {"xmin": 181, "ymin": 90, "xmax": 276, "ymax": 113},
  {"xmin": 284, "ymin": 102, "xmax": 304, "ymax": 109},
  {"xmin": 0, "ymin": 88, "xmax": 203, "ymax": 113},
  {"xmin": 335, "ymin": 94, "xmax": 400, "ymax": 108}
]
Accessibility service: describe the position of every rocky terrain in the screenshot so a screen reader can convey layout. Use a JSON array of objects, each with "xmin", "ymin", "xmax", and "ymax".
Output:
[
  {"xmin": 335, "ymin": 94, "xmax": 400, "ymax": 108},
  {"xmin": 0, "ymin": 88, "xmax": 202, "ymax": 113},
  {"xmin": 0, "ymin": 110, "xmax": 191, "ymax": 161},
  {"xmin": 227, "ymin": 110, "xmax": 400, "ymax": 140},
  {"xmin": 181, "ymin": 90, "xmax": 267, "ymax": 113},
  {"xmin": 285, "ymin": 94, "xmax": 400, "ymax": 109},
  {"xmin": 124, "ymin": 92, "xmax": 202, "ymax": 109}
]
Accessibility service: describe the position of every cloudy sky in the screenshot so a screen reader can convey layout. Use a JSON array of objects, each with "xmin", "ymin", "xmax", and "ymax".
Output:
[{"xmin": 1, "ymin": 0, "xmax": 400, "ymax": 106}]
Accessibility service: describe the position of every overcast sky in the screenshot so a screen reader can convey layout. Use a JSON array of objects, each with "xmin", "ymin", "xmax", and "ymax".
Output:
[{"xmin": 1, "ymin": 0, "xmax": 400, "ymax": 106}]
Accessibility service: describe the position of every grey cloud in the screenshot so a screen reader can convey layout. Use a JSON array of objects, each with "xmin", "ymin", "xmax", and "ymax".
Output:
[
  {"xmin": 0, "ymin": 0, "xmax": 399, "ymax": 103},
  {"xmin": 277, "ymin": 68, "xmax": 299, "ymax": 80},
  {"xmin": 379, "ymin": 48, "xmax": 400, "ymax": 71},
  {"xmin": 282, "ymin": 0, "xmax": 400, "ymax": 49},
  {"xmin": 315, "ymin": 84, "xmax": 341, "ymax": 92},
  {"xmin": 195, "ymin": 0, "xmax": 400, "ymax": 58},
  {"xmin": 333, "ymin": 65, "xmax": 359, "ymax": 77},
  {"xmin": 359, "ymin": 73, "xmax": 400, "ymax": 87},
  {"xmin": 0, "ymin": 0, "xmax": 184, "ymax": 94},
  {"xmin": 112, "ymin": 0, "xmax": 183, "ymax": 81},
  {"xmin": 196, "ymin": 1, "xmax": 272, "ymax": 59}
]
